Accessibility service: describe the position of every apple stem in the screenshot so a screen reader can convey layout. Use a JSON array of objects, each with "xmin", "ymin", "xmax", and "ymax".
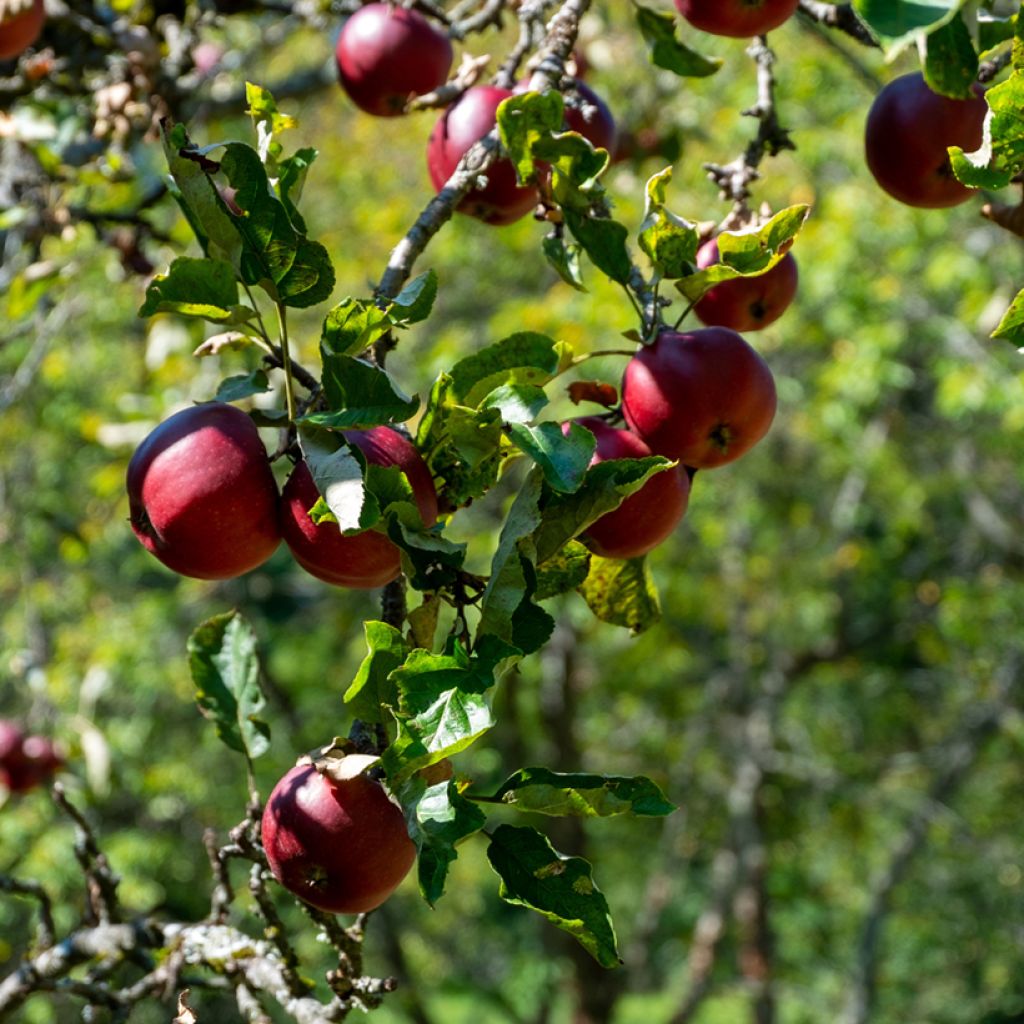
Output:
[
  {"xmin": 673, "ymin": 298, "xmax": 697, "ymax": 332},
  {"xmin": 276, "ymin": 303, "xmax": 297, "ymax": 424}
]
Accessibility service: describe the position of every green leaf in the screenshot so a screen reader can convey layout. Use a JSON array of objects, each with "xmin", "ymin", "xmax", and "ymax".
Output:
[
  {"xmin": 245, "ymin": 82, "xmax": 296, "ymax": 158},
  {"xmin": 305, "ymin": 354, "xmax": 418, "ymax": 429},
  {"xmin": 344, "ymin": 622, "xmax": 409, "ymax": 725},
  {"xmin": 540, "ymin": 132, "xmax": 611, "ymax": 210},
  {"xmin": 633, "ymin": 2, "xmax": 722, "ymax": 78},
  {"xmin": 533, "ymin": 457, "xmax": 676, "ymax": 564},
  {"xmin": 850, "ymin": 0, "xmax": 962, "ymax": 58},
  {"xmin": 391, "ymin": 269, "xmax": 438, "ymax": 326},
  {"xmin": 578, "ymin": 554, "xmax": 662, "ymax": 635},
  {"xmin": 923, "ymin": 14, "xmax": 978, "ymax": 99},
  {"xmin": 187, "ymin": 612, "xmax": 270, "ymax": 760},
  {"xmin": 449, "ymin": 332, "xmax": 565, "ymax": 407},
  {"xmin": 407, "ymin": 593, "xmax": 442, "ymax": 650},
  {"xmin": 497, "ymin": 90, "xmax": 566, "ymax": 185},
  {"xmin": 676, "ymin": 205, "xmax": 809, "ymax": 302},
  {"xmin": 506, "ymin": 421, "xmax": 595, "ymax": 494},
  {"xmin": 416, "ymin": 379, "xmax": 506, "ymax": 508},
  {"xmin": 480, "ymin": 384, "xmax": 550, "ymax": 424},
  {"xmin": 296, "ymin": 425, "xmax": 370, "ymax": 532},
  {"xmin": 542, "ymin": 234, "xmax": 587, "ymax": 291},
  {"xmin": 399, "ymin": 777, "xmax": 487, "ymax": 906},
  {"xmin": 510, "ymin": 593, "xmax": 556, "ymax": 656},
  {"xmin": 386, "ymin": 508, "xmax": 468, "ymax": 592},
  {"xmin": 491, "ymin": 767, "xmax": 676, "ymax": 817},
  {"xmin": 276, "ymin": 146, "xmax": 317, "ymax": 233},
  {"xmin": 950, "ymin": 45, "xmax": 1024, "ymax": 189},
  {"xmin": 638, "ymin": 167, "xmax": 699, "ymax": 280},
  {"xmin": 535, "ymin": 540, "xmax": 592, "ymax": 600},
  {"xmin": 478, "ymin": 470, "xmax": 545, "ymax": 644},
  {"xmin": 214, "ymin": 369, "xmax": 270, "ymax": 403},
  {"xmin": 564, "ymin": 210, "xmax": 633, "ymax": 286},
  {"xmin": 138, "ymin": 257, "xmax": 251, "ymax": 324},
  {"xmin": 382, "ymin": 680, "xmax": 495, "ymax": 783},
  {"xmin": 275, "ymin": 237, "xmax": 336, "ymax": 309},
  {"xmin": 161, "ymin": 123, "xmax": 246, "ymax": 267},
  {"xmin": 390, "ymin": 639, "xmax": 518, "ymax": 708},
  {"xmin": 219, "ymin": 142, "xmax": 336, "ymax": 307},
  {"xmin": 321, "ymin": 297, "xmax": 393, "ymax": 357},
  {"xmin": 487, "ymin": 825, "xmax": 621, "ymax": 968},
  {"xmin": 991, "ymin": 286, "xmax": 1024, "ymax": 345}
]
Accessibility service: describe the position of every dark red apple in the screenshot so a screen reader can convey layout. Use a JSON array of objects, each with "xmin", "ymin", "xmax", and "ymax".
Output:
[
  {"xmin": 336, "ymin": 3, "xmax": 453, "ymax": 117},
  {"xmin": 0, "ymin": 725, "xmax": 63, "ymax": 794},
  {"xmin": 693, "ymin": 238, "xmax": 798, "ymax": 332},
  {"xmin": 0, "ymin": 0, "xmax": 44, "ymax": 62},
  {"xmin": 261, "ymin": 756, "xmax": 416, "ymax": 914},
  {"xmin": 427, "ymin": 85, "xmax": 540, "ymax": 226},
  {"xmin": 280, "ymin": 427, "xmax": 438, "ymax": 589},
  {"xmin": 126, "ymin": 403, "xmax": 281, "ymax": 580},
  {"xmin": 674, "ymin": 0, "xmax": 798, "ymax": 37},
  {"xmin": 569, "ymin": 417, "xmax": 690, "ymax": 559},
  {"xmin": 622, "ymin": 328, "xmax": 777, "ymax": 469},
  {"xmin": 4, "ymin": 735, "xmax": 63, "ymax": 793},
  {"xmin": 864, "ymin": 72, "xmax": 986, "ymax": 209}
]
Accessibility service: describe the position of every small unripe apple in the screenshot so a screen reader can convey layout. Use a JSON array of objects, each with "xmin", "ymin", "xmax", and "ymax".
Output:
[
  {"xmin": 0, "ymin": 0, "xmax": 45, "ymax": 62},
  {"xmin": 622, "ymin": 328, "xmax": 777, "ymax": 469},
  {"xmin": 126, "ymin": 403, "xmax": 281, "ymax": 580},
  {"xmin": 336, "ymin": 3, "xmax": 453, "ymax": 117},
  {"xmin": 280, "ymin": 427, "xmax": 438, "ymax": 589},
  {"xmin": 427, "ymin": 85, "xmax": 539, "ymax": 226},
  {"xmin": 864, "ymin": 72, "xmax": 986, "ymax": 209},
  {"xmin": 693, "ymin": 239, "xmax": 798, "ymax": 332},
  {"xmin": 569, "ymin": 417, "xmax": 690, "ymax": 560},
  {"xmin": 261, "ymin": 756, "xmax": 416, "ymax": 914}
]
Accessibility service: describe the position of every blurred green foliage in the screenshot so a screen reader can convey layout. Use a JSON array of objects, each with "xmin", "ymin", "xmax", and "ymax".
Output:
[{"xmin": 2, "ymin": 3, "xmax": 1024, "ymax": 1023}]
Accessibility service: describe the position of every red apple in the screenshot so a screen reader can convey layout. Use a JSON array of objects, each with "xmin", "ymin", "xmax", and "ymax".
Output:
[
  {"xmin": 569, "ymin": 417, "xmax": 690, "ymax": 559},
  {"xmin": 126, "ymin": 403, "xmax": 281, "ymax": 580},
  {"xmin": 280, "ymin": 426, "xmax": 438, "ymax": 589},
  {"xmin": 0, "ymin": 725, "xmax": 63, "ymax": 794},
  {"xmin": 0, "ymin": 0, "xmax": 44, "ymax": 62},
  {"xmin": 261, "ymin": 756, "xmax": 416, "ymax": 914},
  {"xmin": 564, "ymin": 81, "xmax": 617, "ymax": 154},
  {"xmin": 864, "ymin": 72, "xmax": 986, "ymax": 209},
  {"xmin": 427, "ymin": 85, "xmax": 539, "ymax": 226},
  {"xmin": 622, "ymin": 328, "xmax": 777, "ymax": 469},
  {"xmin": 693, "ymin": 239, "xmax": 798, "ymax": 332},
  {"xmin": 674, "ymin": 0, "xmax": 798, "ymax": 37},
  {"xmin": 4, "ymin": 735, "xmax": 63, "ymax": 793},
  {"xmin": 336, "ymin": 3, "xmax": 453, "ymax": 117}
]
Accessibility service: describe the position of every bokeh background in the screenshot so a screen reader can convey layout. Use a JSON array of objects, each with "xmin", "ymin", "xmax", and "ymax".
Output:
[{"xmin": 2, "ymin": 3, "xmax": 1024, "ymax": 1022}]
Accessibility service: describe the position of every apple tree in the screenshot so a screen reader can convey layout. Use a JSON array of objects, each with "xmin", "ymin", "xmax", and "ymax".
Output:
[{"xmin": 1, "ymin": 1, "xmax": 1024, "ymax": 1022}]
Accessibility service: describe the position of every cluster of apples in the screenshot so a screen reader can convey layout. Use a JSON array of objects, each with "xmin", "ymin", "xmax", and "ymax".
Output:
[
  {"xmin": 598, "ymin": 318, "xmax": 785, "ymax": 562},
  {"xmin": 0, "ymin": 720, "xmax": 63, "ymax": 796},
  {"xmin": 125, "ymin": 403, "xmax": 438, "ymax": 587},
  {"xmin": 0, "ymin": 0, "xmax": 45, "ymax": 62},
  {"xmin": 334, "ymin": 2, "xmax": 616, "ymax": 226}
]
